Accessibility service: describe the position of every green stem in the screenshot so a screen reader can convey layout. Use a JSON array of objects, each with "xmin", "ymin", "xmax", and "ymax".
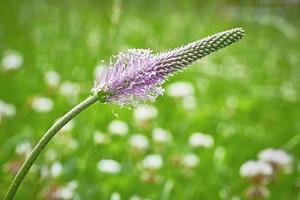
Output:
[{"xmin": 5, "ymin": 95, "xmax": 99, "ymax": 200}]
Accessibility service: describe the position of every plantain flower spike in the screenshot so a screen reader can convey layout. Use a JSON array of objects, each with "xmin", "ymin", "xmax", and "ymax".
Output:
[{"xmin": 91, "ymin": 28, "xmax": 245, "ymax": 106}]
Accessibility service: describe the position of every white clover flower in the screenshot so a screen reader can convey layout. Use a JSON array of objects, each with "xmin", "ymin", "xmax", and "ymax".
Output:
[
  {"xmin": 41, "ymin": 165, "xmax": 50, "ymax": 178},
  {"xmin": 142, "ymin": 154, "xmax": 163, "ymax": 170},
  {"xmin": 93, "ymin": 131, "xmax": 110, "ymax": 145},
  {"xmin": 107, "ymin": 120, "xmax": 129, "ymax": 136},
  {"xmin": 182, "ymin": 95, "xmax": 197, "ymax": 110},
  {"xmin": 44, "ymin": 149, "xmax": 58, "ymax": 162},
  {"xmin": 54, "ymin": 180, "xmax": 78, "ymax": 200},
  {"xmin": 110, "ymin": 192, "xmax": 121, "ymax": 200},
  {"xmin": 240, "ymin": 160, "xmax": 273, "ymax": 178},
  {"xmin": 188, "ymin": 132, "xmax": 214, "ymax": 148},
  {"xmin": 15, "ymin": 140, "xmax": 32, "ymax": 157},
  {"xmin": 258, "ymin": 148, "xmax": 292, "ymax": 169},
  {"xmin": 129, "ymin": 134, "xmax": 149, "ymax": 150},
  {"xmin": 182, "ymin": 153, "xmax": 200, "ymax": 168},
  {"xmin": 129, "ymin": 195, "xmax": 143, "ymax": 200},
  {"xmin": 0, "ymin": 100, "xmax": 16, "ymax": 118},
  {"xmin": 31, "ymin": 96, "xmax": 54, "ymax": 113},
  {"xmin": 152, "ymin": 127, "xmax": 172, "ymax": 144},
  {"xmin": 134, "ymin": 105, "xmax": 158, "ymax": 123},
  {"xmin": 166, "ymin": 81, "xmax": 194, "ymax": 98},
  {"xmin": 59, "ymin": 81, "xmax": 81, "ymax": 97},
  {"xmin": 1, "ymin": 50, "xmax": 23, "ymax": 70},
  {"xmin": 50, "ymin": 161, "xmax": 63, "ymax": 177},
  {"xmin": 97, "ymin": 159, "xmax": 121, "ymax": 174},
  {"xmin": 44, "ymin": 70, "xmax": 61, "ymax": 87}
]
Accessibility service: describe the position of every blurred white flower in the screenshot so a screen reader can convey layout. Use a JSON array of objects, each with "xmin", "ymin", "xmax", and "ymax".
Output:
[
  {"xmin": 15, "ymin": 140, "xmax": 32, "ymax": 157},
  {"xmin": 97, "ymin": 159, "xmax": 121, "ymax": 174},
  {"xmin": 129, "ymin": 134, "xmax": 149, "ymax": 150},
  {"xmin": 152, "ymin": 127, "xmax": 172, "ymax": 144},
  {"xmin": 1, "ymin": 50, "xmax": 23, "ymax": 70},
  {"xmin": 182, "ymin": 153, "xmax": 200, "ymax": 168},
  {"xmin": 59, "ymin": 81, "xmax": 81, "ymax": 97},
  {"xmin": 134, "ymin": 105, "xmax": 158, "ymax": 122},
  {"xmin": 44, "ymin": 70, "xmax": 61, "ymax": 87},
  {"xmin": 110, "ymin": 192, "xmax": 121, "ymax": 200},
  {"xmin": 0, "ymin": 100, "xmax": 16, "ymax": 121},
  {"xmin": 44, "ymin": 149, "xmax": 58, "ymax": 162},
  {"xmin": 189, "ymin": 132, "xmax": 214, "ymax": 148},
  {"xmin": 93, "ymin": 131, "xmax": 110, "ymax": 145},
  {"xmin": 41, "ymin": 165, "xmax": 50, "ymax": 178},
  {"xmin": 258, "ymin": 148, "xmax": 292, "ymax": 169},
  {"xmin": 142, "ymin": 154, "xmax": 163, "ymax": 170},
  {"xmin": 50, "ymin": 161, "xmax": 63, "ymax": 177},
  {"xmin": 129, "ymin": 195, "xmax": 143, "ymax": 200},
  {"xmin": 182, "ymin": 95, "xmax": 197, "ymax": 110},
  {"xmin": 240, "ymin": 160, "xmax": 273, "ymax": 178},
  {"xmin": 31, "ymin": 96, "xmax": 53, "ymax": 113},
  {"xmin": 54, "ymin": 180, "xmax": 78, "ymax": 200},
  {"xmin": 107, "ymin": 120, "xmax": 128, "ymax": 136},
  {"xmin": 166, "ymin": 81, "xmax": 194, "ymax": 98}
]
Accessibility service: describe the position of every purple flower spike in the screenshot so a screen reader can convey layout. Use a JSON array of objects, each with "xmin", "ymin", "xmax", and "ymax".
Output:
[{"xmin": 91, "ymin": 28, "xmax": 245, "ymax": 106}]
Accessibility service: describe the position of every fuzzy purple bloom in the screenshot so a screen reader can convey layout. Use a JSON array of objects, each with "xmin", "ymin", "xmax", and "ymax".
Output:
[{"xmin": 91, "ymin": 28, "xmax": 245, "ymax": 106}]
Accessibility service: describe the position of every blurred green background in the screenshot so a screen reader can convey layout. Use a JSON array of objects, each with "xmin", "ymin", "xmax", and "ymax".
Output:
[{"xmin": 0, "ymin": 0, "xmax": 299, "ymax": 199}]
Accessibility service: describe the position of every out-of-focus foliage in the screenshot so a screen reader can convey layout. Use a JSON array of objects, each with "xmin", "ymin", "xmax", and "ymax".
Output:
[{"xmin": 0, "ymin": 0, "xmax": 299, "ymax": 199}]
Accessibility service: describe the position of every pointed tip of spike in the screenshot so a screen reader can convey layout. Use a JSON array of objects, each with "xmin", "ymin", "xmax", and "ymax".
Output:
[{"xmin": 232, "ymin": 27, "xmax": 246, "ymax": 39}]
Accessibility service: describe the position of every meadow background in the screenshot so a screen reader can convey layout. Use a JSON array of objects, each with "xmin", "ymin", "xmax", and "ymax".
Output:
[{"xmin": 0, "ymin": 0, "xmax": 300, "ymax": 199}]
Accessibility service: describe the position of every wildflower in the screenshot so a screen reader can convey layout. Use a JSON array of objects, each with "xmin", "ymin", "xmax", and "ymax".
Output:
[
  {"xmin": 0, "ymin": 100, "xmax": 16, "ymax": 122},
  {"xmin": 142, "ymin": 154, "xmax": 163, "ymax": 170},
  {"xmin": 31, "ymin": 96, "xmax": 54, "ymax": 113},
  {"xmin": 166, "ymin": 81, "xmax": 194, "ymax": 98},
  {"xmin": 152, "ymin": 127, "xmax": 172, "ymax": 144},
  {"xmin": 53, "ymin": 181, "xmax": 78, "ymax": 200},
  {"xmin": 239, "ymin": 160, "xmax": 273, "ymax": 184},
  {"xmin": 129, "ymin": 195, "xmax": 143, "ymax": 200},
  {"xmin": 182, "ymin": 95, "xmax": 197, "ymax": 110},
  {"xmin": 93, "ymin": 131, "xmax": 110, "ymax": 145},
  {"xmin": 129, "ymin": 134, "xmax": 149, "ymax": 151},
  {"xmin": 258, "ymin": 148, "xmax": 292, "ymax": 171},
  {"xmin": 15, "ymin": 141, "xmax": 32, "ymax": 157},
  {"xmin": 44, "ymin": 149, "xmax": 58, "ymax": 162},
  {"xmin": 188, "ymin": 132, "xmax": 214, "ymax": 148},
  {"xmin": 50, "ymin": 161, "xmax": 63, "ymax": 177},
  {"xmin": 182, "ymin": 153, "xmax": 200, "ymax": 168},
  {"xmin": 133, "ymin": 105, "xmax": 158, "ymax": 123},
  {"xmin": 91, "ymin": 28, "xmax": 245, "ymax": 106},
  {"xmin": 1, "ymin": 50, "xmax": 23, "ymax": 71},
  {"xmin": 107, "ymin": 120, "xmax": 128, "ymax": 136},
  {"xmin": 44, "ymin": 70, "xmax": 61, "ymax": 87},
  {"xmin": 59, "ymin": 81, "xmax": 81, "ymax": 97},
  {"xmin": 97, "ymin": 159, "xmax": 121, "ymax": 174},
  {"xmin": 110, "ymin": 192, "xmax": 121, "ymax": 200}
]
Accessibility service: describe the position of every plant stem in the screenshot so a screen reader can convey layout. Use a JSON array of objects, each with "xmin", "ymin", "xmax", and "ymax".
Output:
[{"xmin": 5, "ymin": 95, "xmax": 99, "ymax": 200}]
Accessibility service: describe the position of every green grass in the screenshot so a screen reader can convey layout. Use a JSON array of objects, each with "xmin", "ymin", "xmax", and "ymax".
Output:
[{"xmin": 0, "ymin": 0, "xmax": 299, "ymax": 199}]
